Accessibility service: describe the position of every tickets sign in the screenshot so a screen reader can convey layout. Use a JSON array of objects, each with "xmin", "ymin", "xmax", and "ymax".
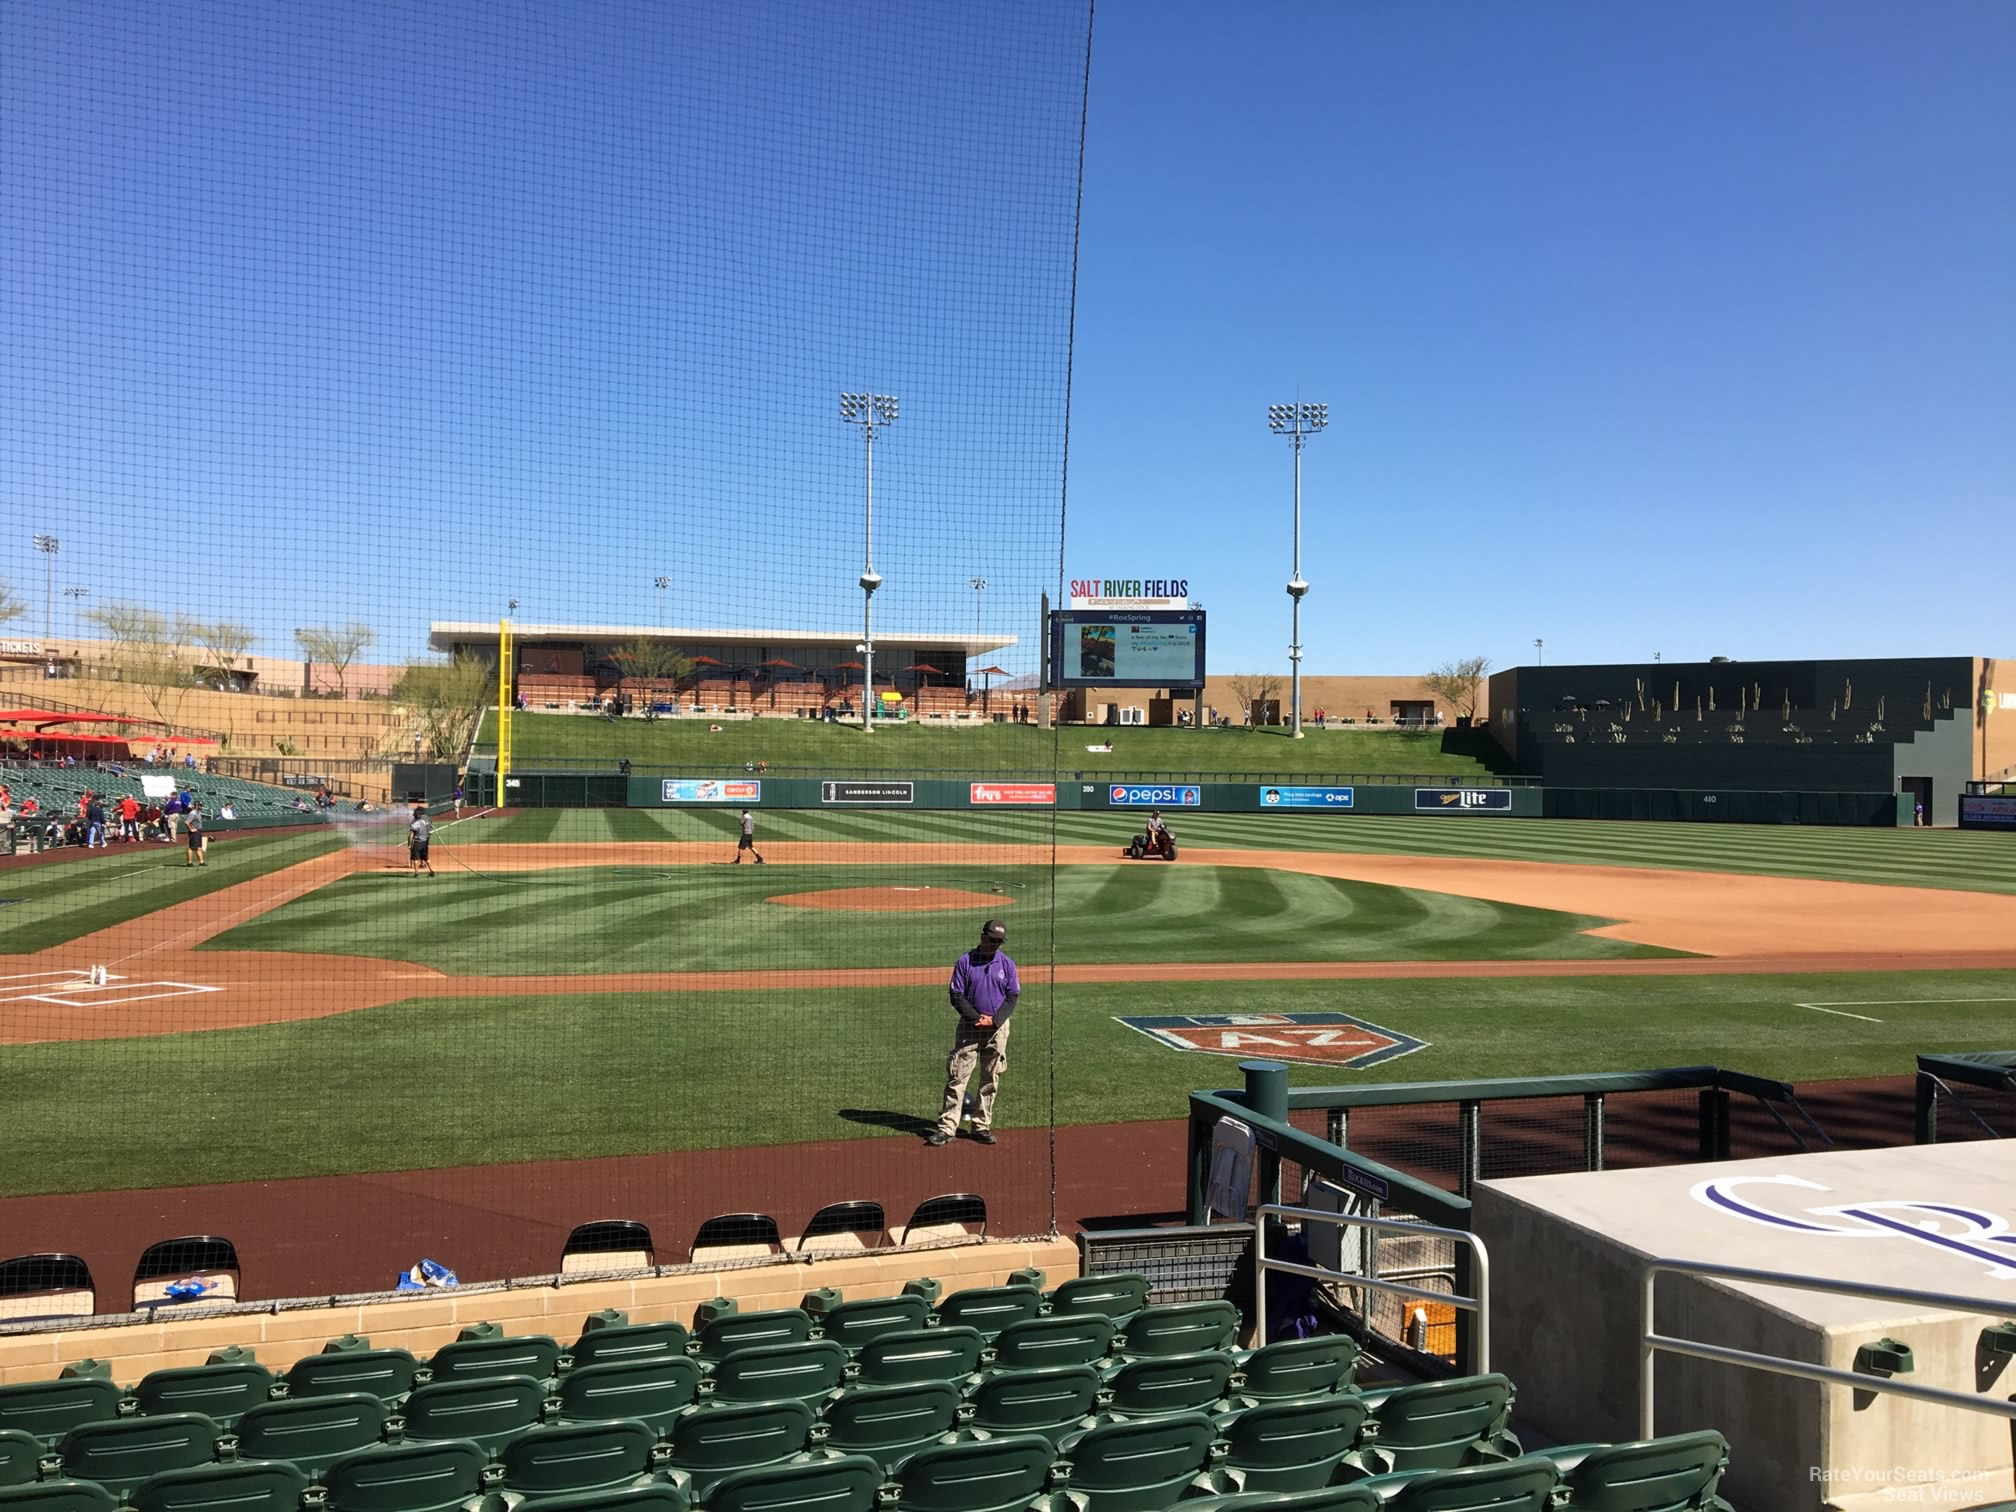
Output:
[{"xmin": 971, "ymin": 783, "xmax": 1056, "ymax": 806}]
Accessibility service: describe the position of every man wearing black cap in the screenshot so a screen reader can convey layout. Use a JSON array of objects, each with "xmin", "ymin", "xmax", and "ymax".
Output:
[{"xmin": 927, "ymin": 919, "xmax": 1019, "ymax": 1146}]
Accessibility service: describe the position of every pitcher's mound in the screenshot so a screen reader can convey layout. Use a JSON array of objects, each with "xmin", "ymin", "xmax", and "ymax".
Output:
[{"xmin": 769, "ymin": 887, "xmax": 1013, "ymax": 913}]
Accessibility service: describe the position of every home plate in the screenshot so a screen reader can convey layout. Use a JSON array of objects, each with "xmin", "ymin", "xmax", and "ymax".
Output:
[{"xmin": 0, "ymin": 971, "xmax": 221, "ymax": 1008}]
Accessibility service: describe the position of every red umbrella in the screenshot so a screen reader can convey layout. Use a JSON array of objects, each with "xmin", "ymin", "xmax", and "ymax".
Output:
[
  {"xmin": 832, "ymin": 660, "xmax": 864, "ymax": 671},
  {"xmin": 971, "ymin": 666, "xmax": 1009, "ymax": 678},
  {"xmin": 760, "ymin": 658, "xmax": 799, "ymax": 669},
  {"xmin": 905, "ymin": 662, "xmax": 946, "ymax": 674},
  {"xmin": 686, "ymin": 655, "xmax": 725, "ymax": 667}
]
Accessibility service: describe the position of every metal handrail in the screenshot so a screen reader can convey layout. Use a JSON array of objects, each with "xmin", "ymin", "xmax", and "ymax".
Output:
[
  {"xmin": 1639, "ymin": 1258, "xmax": 2016, "ymax": 1439},
  {"xmin": 1256, "ymin": 1203, "xmax": 1491, "ymax": 1373}
]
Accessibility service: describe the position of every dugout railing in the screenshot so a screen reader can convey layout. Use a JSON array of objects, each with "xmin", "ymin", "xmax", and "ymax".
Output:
[
  {"xmin": 1914, "ymin": 1051, "xmax": 2016, "ymax": 1142},
  {"xmin": 1186, "ymin": 1061, "xmax": 1837, "ymax": 1372}
]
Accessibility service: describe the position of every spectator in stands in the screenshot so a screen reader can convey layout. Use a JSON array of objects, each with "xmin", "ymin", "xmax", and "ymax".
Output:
[
  {"xmin": 85, "ymin": 793, "xmax": 107, "ymax": 849},
  {"xmin": 0, "ymin": 797, "xmax": 14, "ymax": 855},
  {"xmin": 927, "ymin": 919, "xmax": 1018, "ymax": 1147},
  {"xmin": 140, "ymin": 802, "xmax": 163, "ymax": 840},
  {"xmin": 118, "ymin": 792, "xmax": 140, "ymax": 842},
  {"xmin": 218, "ymin": 801, "xmax": 236, "ymax": 821}
]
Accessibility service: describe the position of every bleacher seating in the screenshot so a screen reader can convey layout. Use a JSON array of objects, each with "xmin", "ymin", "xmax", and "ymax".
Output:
[
  {"xmin": 0, "ymin": 1281, "xmax": 1740, "ymax": 1510},
  {"xmin": 0, "ymin": 763, "xmax": 361, "ymax": 848}
]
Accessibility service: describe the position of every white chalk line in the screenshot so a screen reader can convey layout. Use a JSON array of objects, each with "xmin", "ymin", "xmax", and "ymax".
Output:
[{"xmin": 1793, "ymin": 995, "xmax": 2016, "ymax": 1024}]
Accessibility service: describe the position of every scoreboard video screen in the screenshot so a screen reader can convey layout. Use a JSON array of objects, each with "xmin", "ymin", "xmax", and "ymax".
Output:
[{"xmin": 1048, "ymin": 610, "xmax": 1206, "ymax": 689}]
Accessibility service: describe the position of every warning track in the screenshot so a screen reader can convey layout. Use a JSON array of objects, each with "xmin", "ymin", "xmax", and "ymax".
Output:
[{"xmin": 7, "ymin": 840, "xmax": 2016, "ymax": 1043}]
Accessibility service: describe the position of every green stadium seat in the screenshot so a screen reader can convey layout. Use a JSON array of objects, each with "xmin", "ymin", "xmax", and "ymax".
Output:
[
  {"xmin": 1111, "ymin": 1302, "xmax": 1240, "ymax": 1359},
  {"xmin": 225, "ymin": 1393, "xmax": 389, "ymax": 1480},
  {"xmin": 690, "ymin": 1309, "xmax": 814, "ymax": 1365},
  {"xmin": 1358, "ymin": 1455, "xmax": 1561, "ymax": 1511},
  {"xmin": 553, "ymin": 1359, "xmax": 702, "ymax": 1435},
  {"xmin": 1353, "ymin": 1374, "xmax": 1520, "ymax": 1476},
  {"xmin": 700, "ymin": 1454, "xmax": 884, "ymax": 1512},
  {"xmin": 804, "ymin": 1292, "xmax": 932, "ymax": 1353},
  {"xmin": 661, "ymin": 1399, "xmax": 814, "ymax": 1502},
  {"xmin": 131, "ymin": 1360, "xmax": 276, "ymax": 1429},
  {"xmin": 932, "ymin": 1285, "xmax": 1043, "ymax": 1340},
  {"xmin": 0, "ymin": 1483, "xmax": 119, "ymax": 1512},
  {"xmin": 394, "ymin": 1374, "xmax": 544, "ymax": 1457},
  {"xmin": 282, "ymin": 1344, "xmax": 418, "ymax": 1405},
  {"xmin": 852, "ymin": 1328, "xmax": 984, "ymax": 1388},
  {"xmin": 1209, "ymin": 1395, "xmax": 1370, "ymax": 1494},
  {"xmin": 567, "ymin": 1320, "xmax": 691, "ymax": 1371},
  {"xmin": 1100, "ymin": 1353, "xmax": 1235, "ymax": 1421},
  {"xmin": 51, "ymin": 1414, "xmax": 221, "ymax": 1501},
  {"xmin": 503, "ymin": 1486, "xmax": 688, "ymax": 1512},
  {"xmin": 315, "ymin": 1438, "xmax": 489, "ymax": 1512},
  {"xmin": 1230, "ymin": 1335, "xmax": 1361, "ymax": 1405},
  {"xmin": 561, "ymin": 1222, "xmax": 656, "ymax": 1276},
  {"xmin": 963, "ymin": 1365, "xmax": 1102, "ymax": 1448},
  {"xmin": 0, "ymin": 1377, "xmax": 126, "ymax": 1448},
  {"xmin": 424, "ymin": 1325, "xmax": 561, "ymax": 1386},
  {"xmin": 881, "ymin": 1434, "xmax": 1056, "ymax": 1512},
  {"xmin": 126, "ymin": 1460, "xmax": 309, "ymax": 1512},
  {"xmin": 1046, "ymin": 1274, "xmax": 1149, "ymax": 1325},
  {"xmin": 492, "ymin": 1420, "xmax": 662, "ymax": 1500},
  {"xmin": 815, "ymin": 1382, "xmax": 962, "ymax": 1472},
  {"xmin": 1170, "ymin": 1488, "xmax": 1381, "ymax": 1512},
  {"xmin": 989, "ymin": 1315, "xmax": 1114, "ymax": 1372},
  {"xmin": 1054, "ymin": 1411, "xmax": 1218, "ymax": 1510},
  {"xmin": 1538, "ymin": 1430, "xmax": 1734, "ymax": 1511},
  {"xmin": 701, "ymin": 1341, "xmax": 850, "ymax": 1407},
  {"xmin": 0, "ymin": 1431, "xmax": 42, "ymax": 1486}
]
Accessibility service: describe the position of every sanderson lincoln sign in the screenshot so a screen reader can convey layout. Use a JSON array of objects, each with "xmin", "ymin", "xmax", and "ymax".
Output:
[{"xmin": 1069, "ymin": 575, "xmax": 1189, "ymax": 610}]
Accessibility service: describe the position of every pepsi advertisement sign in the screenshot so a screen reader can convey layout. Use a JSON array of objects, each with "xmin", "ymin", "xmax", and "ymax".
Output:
[
  {"xmin": 1110, "ymin": 784, "xmax": 1200, "ymax": 808},
  {"xmin": 1259, "ymin": 786, "xmax": 1355, "ymax": 809}
]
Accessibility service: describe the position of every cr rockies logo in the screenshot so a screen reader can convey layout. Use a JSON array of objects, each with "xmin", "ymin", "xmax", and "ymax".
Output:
[{"xmin": 1693, "ymin": 1175, "xmax": 2016, "ymax": 1281}]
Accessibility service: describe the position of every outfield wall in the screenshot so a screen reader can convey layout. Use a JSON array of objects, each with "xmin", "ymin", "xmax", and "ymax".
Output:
[{"xmin": 465, "ymin": 771, "xmax": 1900, "ymax": 824}]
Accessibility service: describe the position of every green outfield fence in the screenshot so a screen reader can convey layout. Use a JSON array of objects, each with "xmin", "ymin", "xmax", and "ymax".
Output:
[{"xmin": 462, "ymin": 767, "xmax": 1902, "ymax": 825}]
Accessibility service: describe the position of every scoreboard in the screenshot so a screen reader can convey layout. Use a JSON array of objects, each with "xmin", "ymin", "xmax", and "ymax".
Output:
[{"xmin": 1047, "ymin": 610, "xmax": 1206, "ymax": 690}]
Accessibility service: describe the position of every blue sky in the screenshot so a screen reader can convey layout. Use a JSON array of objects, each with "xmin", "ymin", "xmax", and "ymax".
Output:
[{"xmin": 4, "ymin": 0, "xmax": 2011, "ymax": 678}]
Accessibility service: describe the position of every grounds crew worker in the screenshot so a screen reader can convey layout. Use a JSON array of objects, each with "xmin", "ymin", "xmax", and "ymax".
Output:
[{"xmin": 927, "ymin": 919, "xmax": 1018, "ymax": 1146}]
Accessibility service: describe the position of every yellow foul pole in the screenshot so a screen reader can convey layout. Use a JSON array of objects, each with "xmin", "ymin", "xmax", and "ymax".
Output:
[{"xmin": 496, "ymin": 618, "xmax": 513, "ymax": 798}]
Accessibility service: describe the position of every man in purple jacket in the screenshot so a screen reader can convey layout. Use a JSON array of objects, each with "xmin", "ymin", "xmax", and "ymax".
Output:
[{"xmin": 927, "ymin": 919, "xmax": 1019, "ymax": 1146}]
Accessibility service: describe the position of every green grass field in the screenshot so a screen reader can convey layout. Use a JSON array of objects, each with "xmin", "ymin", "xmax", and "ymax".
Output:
[
  {"xmin": 4, "ymin": 804, "xmax": 2014, "ymax": 1197},
  {"xmin": 0, "ymin": 829, "xmax": 345, "ymax": 954},
  {"xmin": 2, "ymin": 969, "xmax": 2011, "ymax": 1195},
  {"xmin": 448, "ymin": 806, "xmax": 2016, "ymax": 896},
  {"xmin": 202, "ymin": 863, "xmax": 1674, "ymax": 972},
  {"xmin": 479, "ymin": 710, "xmax": 1500, "ymax": 779}
]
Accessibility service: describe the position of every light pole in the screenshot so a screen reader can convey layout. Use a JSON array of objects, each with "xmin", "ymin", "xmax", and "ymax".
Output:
[
  {"xmin": 969, "ymin": 576, "xmax": 987, "ymax": 640},
  {"xmin": 654, "ymin": 577, "xmax": 670, "ymax": 628},
  {"xmin": 841, "ymin": 391, "xmax": 898, "ymax": 733},
  {"xmin": 1267, "ymin": 403, "xmax": 1327, "ymax": 737},
  {"xmin": 64, "ymin": 586, "xmax": 88, "ymax": 640},
  {"xmin": 1534, "ymin": 638, "xmax": 1544, "ymax": 666},
  {"xmin": 32, "ymin": 535, "xmax": 58, "ymax": 642}
]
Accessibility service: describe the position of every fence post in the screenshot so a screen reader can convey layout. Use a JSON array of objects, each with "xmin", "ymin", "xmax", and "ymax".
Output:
[
  {"xmin": 1583, "ymin": 1093, "xmax": 1605, "ymax": 1171},
  {"xmin": 1185, "ymin": 1108, "xmax": 1215, "ymax": 1224},
  {"xmin": 1697, "ymin": 1088, "xmax": 1730, "ymax": 1160},
  {"xmin": 1458, "ymin": 1101, "xmax": 1482, "ymax": 1198},
  {"xmin": 1242, "ymin": 1061, "xmax": 1288, "ymax": 1210},
  {"xmin": 1913, "ymin": 1073, "xmax": 1937, "ymax": 1145}
]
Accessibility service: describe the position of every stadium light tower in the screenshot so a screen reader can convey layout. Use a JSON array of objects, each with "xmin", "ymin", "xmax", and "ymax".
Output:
[
  {"xmin": 969, "ymin": 577, "xmax": 987, "ymax": 641},
  {"xmin": 1534, "ymin": 638, "xmax": 1544, "ymax": 666},
  {"xmin": 64, "ymin": 586, "xmax": 88, "ymax": 640},
  {"xmin": 654, "ymin": 576, "xmax": 670, "ymax": 627},
  {"xmin": 1267, "ymin": 402, "xmax": 1327, "ymax": 737},
  {"xmin": 32, "ymin": 535, "xmax": 58, "ymax": 642},
  {"xmin": 841, "ymin": 391, "xmax": 898, "ymax": 733}
]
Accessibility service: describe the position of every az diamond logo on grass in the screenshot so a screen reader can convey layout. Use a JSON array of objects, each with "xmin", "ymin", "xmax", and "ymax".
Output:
[{"xmin": 1114, "ymin": 1012, "xmax": 1426, "ymax": 1069}]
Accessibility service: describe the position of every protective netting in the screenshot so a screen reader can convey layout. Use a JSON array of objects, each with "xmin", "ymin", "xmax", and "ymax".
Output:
[{"xmin": 0, "ymin": 0, "xmax": 1090, "ymax": 1300}]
